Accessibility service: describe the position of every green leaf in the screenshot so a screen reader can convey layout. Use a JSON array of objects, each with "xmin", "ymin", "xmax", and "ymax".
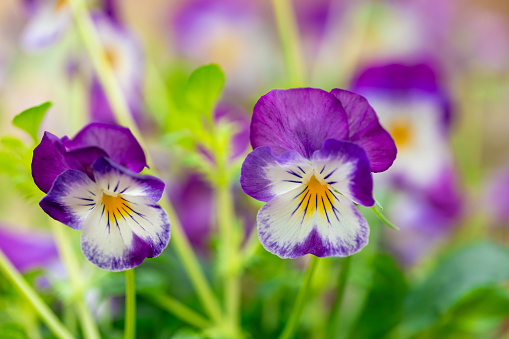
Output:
[
  {"xmin": 12, "ymin": 102, "xmax": 52, "ymax": 142},
  {"xmin": 402, "ymin": 241, "xmax": 509, "ymax": 336},
  {"xmin": 185, "ymin": 64, "xmax": 225, "ymax": 118},
  {"xmin": 349, "ymin": 254, "xmax": 408, "ymax": 339}
]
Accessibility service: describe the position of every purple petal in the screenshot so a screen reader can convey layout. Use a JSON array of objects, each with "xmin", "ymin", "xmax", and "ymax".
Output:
[
  {"xmin": 250, "ymin": 88, "xmax": 349, "ymax": 159},
  {"xmin": 350, "ymin": 61, "xmax": 453, "ymax": 129},
  {"xmin": 240, "ymin": 146, "xmax": 312, "ymax": 202},
  {"xmin": 257, "ymin": 186, "xmax": 369, "ymax": 258},
  {"xmin": 312, "ymin": 139, "xmax": 375, "ymax": 207},
  {"xmin": 64, "ymin": 123, "xmax": 147, "ymax": 173},
  {"xmin": 40, "ymin": 169, "xmax": 100, "ymax": 230},
  {"xmin": 32, "ymin": 132, "xmax": 71, "ymax": 193},
  {"xmin": 330, "ymin": 89, "xmax": 397, "ymax": 173},
  {"xmin": 0, "ymin": 226, "xmax": 58, "ymax": 272},
  {"xmin": 92, "ymin": 157, "xmax": 165, "ymax": 203},
  {"xmin": 89, "ymin": 77, "xmax": 116, "ymax": 125}
]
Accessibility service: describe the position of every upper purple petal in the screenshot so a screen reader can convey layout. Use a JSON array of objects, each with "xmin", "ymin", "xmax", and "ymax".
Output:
[
  {"xmin": 32, "ymin": 132, "xmax": 72, "ymax": 193},
  {"xmin": 350, "ymin": 61, "xmax": 453, "ymax": 129},
  {"xmin": 330, "ymin": 89, "xmax": 397, "ymax": 173},
  {"xmin": 63, "ymin": 123, "xmax": 147, "ymax": 173},
  {"xmin": 250, "ymin": 88, "xmax": 349, "ymax": 159}
]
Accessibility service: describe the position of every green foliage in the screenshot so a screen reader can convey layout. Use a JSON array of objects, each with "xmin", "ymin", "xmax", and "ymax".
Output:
[
  {"xmin": 12, "ymin": 102, "xmax": 52, "ymax": 143},
  {"xmin": 186, "ymin": 64, "xmax": 225, "ymax": 119},
  {"xmin": 402, "ymin": 241, "xmax": 509, "ymax": 337},
  {"xmin": 349, "ymin": 254, "xmax": 408, "ymax": 339}
]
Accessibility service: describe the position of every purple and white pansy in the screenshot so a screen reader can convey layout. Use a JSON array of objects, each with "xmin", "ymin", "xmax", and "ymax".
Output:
[
  {"xmin": 32, "ymin": 123, "xmax": 171, "ymax": 271},
  {"xmin": 240, "ymin": 88, "xmax": 396, "ymax": 259}
]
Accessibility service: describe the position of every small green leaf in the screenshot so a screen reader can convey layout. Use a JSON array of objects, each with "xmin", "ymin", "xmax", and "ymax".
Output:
[
  {"xmin": 12, "ymin": 102, "xmax": 52, "ymax": 142},
  {"xmin": 186, "ymin": 64, "xmax": 225, "ymax": 117}
]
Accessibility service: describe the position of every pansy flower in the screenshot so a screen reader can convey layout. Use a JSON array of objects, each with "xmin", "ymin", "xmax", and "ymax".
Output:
[
  {"xmin": 32, "ymin": 123, "xmax": 170, "ymax": 271},
  {"xmin": 350, "ymin": 61, "xmax": 463, "ymax": 265},
  {"xmin": 240, "ymin": 88, "xmax": 396, "ymax": 258}
]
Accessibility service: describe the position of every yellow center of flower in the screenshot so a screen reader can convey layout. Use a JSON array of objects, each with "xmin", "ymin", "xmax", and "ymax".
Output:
[
  {"xmin": 388, "ymin": 118, "xmax": 413, "ymax": 149},
  {"xmin": 102, "ymin": 192, "xmax": 131, "ymax": 225},
  {"xmin": 294, "ymin": 174, "xmax": 335, "ymax": 221}
]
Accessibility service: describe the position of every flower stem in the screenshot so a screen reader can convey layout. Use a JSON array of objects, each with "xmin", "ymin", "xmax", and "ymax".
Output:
[
  {"xmin": 327, "ymin": 256, "xmax": 352, "ymax": 338},
  {"xmin": 272, "ymin": 0, "xmax": 305, "ymax": 87},
  {"xmin": 0, "ymin": 248, "xmax": 74, "ymax": 339},
  {"xmin": 124, "ymin": 269, "xmax": 136, "ymax": 339},
  {"xmin": 160, "ymin": 199, "xmax": 224, "ymax": 323},
  {"xmin": 142, "ymin": 293, "xmax": 211, "ymax": 329},
  {"xmin": 50, "ymin": 222, "xmax": 101, "ymax": 339},
  {"xmin": 215, "ymin": 181, "xmax": 241, "ymax": 337},
  {"xmin": 278, "ymin": 256, "xmax": 320, "ymax": 339},
  {"xmin": 68, "ymin": 0, "xmax": 223, "ymax": 324}
]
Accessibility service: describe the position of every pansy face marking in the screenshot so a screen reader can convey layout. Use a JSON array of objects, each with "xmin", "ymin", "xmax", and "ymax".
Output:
[{"xmin": 40, "ymin": 157, "xmax": 170, "ymax": 271}]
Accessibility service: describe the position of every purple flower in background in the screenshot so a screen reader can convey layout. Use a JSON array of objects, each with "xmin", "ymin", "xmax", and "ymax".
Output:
[
  {"xmin": 240, "ymin": 88, "xmax": 396, "ymax": 259},
  {"xmin": 20, "ymin": 0, "xmax": 72, "ymax": 51},
  {"xmin": 351, "ymin": 61, "xmax": 463, "ymax": 265},
  {"xmin": 32, "ymin": 123, "xmax": 170, "ymax": 271},
  {"xmin": 0, "ymin": 225, "xmax": 59, "ymax": 272},
  {"xmin": 170, "ymin": 0, "xmax": 279, "ymax": 98},
  {"xmin": 485, "ymin": 163, "xmax": 509, "ymax": 225},
  {"xmin": 89, "ymin": 13, "xmax": 145, "ymax": 126}
]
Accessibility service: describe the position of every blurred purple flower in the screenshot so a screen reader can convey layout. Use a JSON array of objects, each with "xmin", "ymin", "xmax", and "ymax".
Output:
[
  {"xmin": 32, "ymin": 123, "xmax": 169, "ymax": 271},
  {"xmin": 170, "ymin": 0, "xmax": 279, "ymax": 98},
  {"xmin": 240, "ymin": 88, "xmax": 396, "ymax": 258},
  {"xmin": 0, "ymin": 225, "xmax": 59, "ymax": 272},
  {"xmin": 88, "ymin": 13, "xmax": 145, "ymax": 126},
  {"xmin": 351, "ymin": 61, "xmax": 463, "ymax": 265}
]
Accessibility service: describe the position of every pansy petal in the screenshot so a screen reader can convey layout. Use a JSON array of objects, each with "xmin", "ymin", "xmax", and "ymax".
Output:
[
  {"xmin": 251, "ymin": 88, "xmax": 349, "ymax": 159},
  {"xmin": 32, "ymin": 132, "xmax": 73, "ymax": 193},
  {"xmin": 80, "ymin": 194, "xmax": 170, "ymax": 272},
  {"xmin": 63, "ymin": 123, "xmax": 147, "ymax": 173},
  {"xmin": 257, "ymin": 186, "xmax": 369, "ymax": 258},
  {"xmin": 92, "ymin": 157, "xmax": 165, "ymax": 203},
  {"xmin": 312, "ymin": 139, "xmax": 375, "ymax": 207},
  {"xmin": 40, "ymin": 170, "xmax": 100, "ymax": 230},
  {"xmin": 20, "ymin": 0, "xmax": 71, "ymax": 51},
  {"xmin": 330, "ymin": 89, "xmax": 397, "ymax": 173},
  {"xmin": 240, "ymin": 146, "xmax": 312, "ymax": 202}
]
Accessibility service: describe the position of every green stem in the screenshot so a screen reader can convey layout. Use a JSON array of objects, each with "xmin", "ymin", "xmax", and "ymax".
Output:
[
  {"xmin": 160, "ymin": 199, "xmax": 224, "ymax": 323},
  {"xmin": 124, "ymin": 269, "xmax": 136, "ymax": 339},
  {"xmin": 0, "ymin": 248, "xmax": 74, "ymax": 339},
  {"xmin": 143, "ymin": 293, "xmax": 211, "ymax": 329},
  {"xmin": 50, "ymin": 222, "xmax": 101, "ymax": 339},
  {"xmin": 272, "ymin": 0, "xmax": 305, "ymax": 87},
  {"xmin": 215, "ymin": 182, "xmax": 241, "ymax": 336},
  {"xmin": 370, "ymin": 206, "xmax": 399, "ymax": 231},
  {"xmin": 279, "ymin": 256, "xmax": 320, "ymax": 339},
  {"xmin": 327, "ymin": 256, "xmax": 352, "ymax": 338},
  {"xmin": 68, "ymin": 0, "xmax": 223, "ymax": 324}
]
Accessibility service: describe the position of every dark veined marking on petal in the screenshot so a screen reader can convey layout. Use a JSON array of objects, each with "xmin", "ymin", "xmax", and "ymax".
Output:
[
  {"xmin": 119, "ymin": 186, "xmax": 129, "ymax": 194},
  {"xmin": 293, "ymin": 187, "xmax": 308, "ymax": 200},
  {"xmin": 120, "ymin": 205, "xmax": 147, "ymax": 231},
  {"xmin": 320, "ymin": 164, "xmax": 326, "ymax": 174},
  {"xmin": 117, "ymin": 207, "xmax": 127, "ymax": 221},
  {"xmin": 106, "ymin": 211, "xmax": 111, "ymax": 233},
  {"xmin": 327, "ymin": 188, "xmax": 341, "ymax": 202},
  {"xmin": 322, "ymin": 197, "xmax": 331, "ymax": 224},
  {"xmin": 291, "ymin": 190, "xmax": 309, "ymax": 216},
  {"xmin": 323, "ymin": 168, "xmax": 338, "ymax": 180},
  {"xmin": 324, "ymin": 190, "xmax": 340, "ymax": 222},
  {"xmin": 301, "ymin": 194, "xmax": 312, "ymax": 224},
  {"xmin": 107, "ymin": 182, "xmax": 110, "ymax": 190},
  {"xmin": 101, "ymin": 204, "xmax": 106, "ymax": 218},
  {"xmin": 123, "ymin": 204, "xmax": 152, "ymax": 225},
  {"xmin": 327, "ymin": 181, "xmax": 337, "ymax": 185},
  {"xmin": 284, "ymin": 180, "xmax": 302, "ymax": 184},
  {"xmin": 113, "ymin": 181, "xmax": 120, "ymax": 193},
  {"xmin": 76, "ymin": 197, "xmax": 94, "ymax": 202},
  {"xmin": 121, "ymin": 196, "xmax": 137, "ymax": 205},
  {"xmin": 286, "ymin": 170, "xmax": 303, "ymax": 179},
  {"xmin": 78, "ymin": 203, "xmax": 96, "ymax": 207},
  {"xmin": 297, "ymin": 166, "xmax": 305, "ymax": 174},
  {"xmin": 87, "ymin": 190, "xmax": 96, "ymax": 196},
  {"xmin": 315, "ymin": 195, "xmax": 318, "ymax": 211}
]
